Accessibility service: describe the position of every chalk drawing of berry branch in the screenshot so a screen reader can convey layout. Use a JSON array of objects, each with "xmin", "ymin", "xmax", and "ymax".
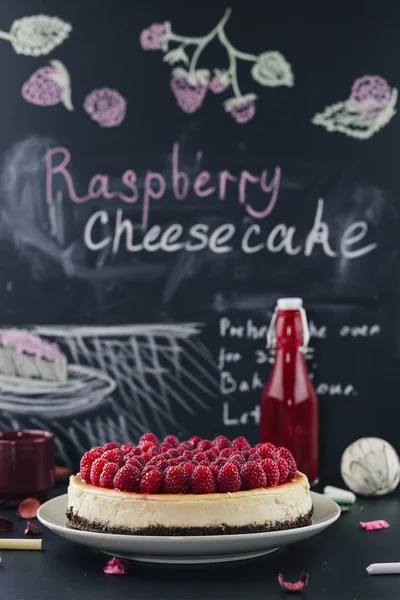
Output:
[
  {"xmin": 139, "ymin": 7, "xmax": 294, "ymax": 123},
  {"xmin": 0, "ymin": 15, "xmax": 72, "ymax": 56}
]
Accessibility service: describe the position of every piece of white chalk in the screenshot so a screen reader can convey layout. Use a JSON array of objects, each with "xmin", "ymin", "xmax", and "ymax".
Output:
[
  {"xmin": 323, "ymin": 485, "xmax": 356, "ymax": 504},
  {"xmin": 367, "ymin": 563, "xmax": 400, "ymax": 575}
]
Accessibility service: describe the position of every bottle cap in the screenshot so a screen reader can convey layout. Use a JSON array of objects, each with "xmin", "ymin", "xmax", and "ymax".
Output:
[{"xmin": 277, "ymin": 298, "xmax": 303, "ymax": 310}]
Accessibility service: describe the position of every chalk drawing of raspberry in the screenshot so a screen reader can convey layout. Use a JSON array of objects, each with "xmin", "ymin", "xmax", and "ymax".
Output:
[
  {"xmin": 224, "ymin": 94, "xmax": 257, "ymax": 123},
  {"xmin": 350, "ymin": 75, "xmax": 392, "ymax": 116},
  {"xmin": 312, "ymin": 75, "xmax": 397, "ymax": 140},
  {"xmin": 209, "ymin": 70, "xmax": 230, "ymax": 94},
  {"xmin": 21, "ymin": 60, "xmax": 73, "ymax": 111},
  {"xmin": 83, "ymin": 88, "xmax": 127, "ymax": 128},
  {"xmin": 139, "ymin": 8, "xmax": 293, "ymax": 124},
  {"xmin": 140, "ymin": 22, "xmax": 167, "ymax": 51},
  {"xmin": 0, "ymin": 14, "xmax": 72, "ymax": 56},
  {"xmin": 170, "ymin": 68, "xmax": 209, "ymax": 114}
]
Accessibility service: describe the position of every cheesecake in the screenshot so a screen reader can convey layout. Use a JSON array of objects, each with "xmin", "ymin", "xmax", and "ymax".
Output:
[{"xmin": 67, "ymin": 434, "xmax": 313, "ymax": 536}]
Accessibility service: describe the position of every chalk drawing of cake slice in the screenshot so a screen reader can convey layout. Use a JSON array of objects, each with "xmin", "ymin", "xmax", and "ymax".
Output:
[
  {"xmin": 0, "ymin": 329, "xmax": 68, "ymax": 386},
  {"xmin": 312, "ymin": 75, "xmax": 397, "ymax": 140},
  {"xmin": 0, "ymin": 329, "xmax": 116, "ymax": 418}
]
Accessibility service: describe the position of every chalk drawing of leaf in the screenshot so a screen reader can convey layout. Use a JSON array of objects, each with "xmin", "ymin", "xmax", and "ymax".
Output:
[
  {"xmin": 251, "ymin": 51, "xmax": 294, "ymax": 87},
  {"xmin": 8, "ymin": 15, "xmax": 72, "ymax": 56},
  {"xmin": 163, "ymin": 47, "xmax": 189, "ymax": 66}
]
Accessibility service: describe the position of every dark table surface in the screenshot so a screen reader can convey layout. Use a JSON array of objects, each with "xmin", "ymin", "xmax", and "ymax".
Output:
[{"xmin": 1, "ymin": 485, "xmax": 400, "ymax": 600}]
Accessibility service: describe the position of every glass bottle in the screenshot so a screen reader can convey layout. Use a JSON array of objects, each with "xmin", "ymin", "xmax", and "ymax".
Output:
[{"xmin": 260, "ymin": 298, "xmax": 318, "ymax": 484}]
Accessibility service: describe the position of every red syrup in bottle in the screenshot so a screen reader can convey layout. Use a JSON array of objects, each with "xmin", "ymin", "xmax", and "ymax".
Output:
[{"xmin": 260, "ymin": 298, "xmax": 319, "ymax": 484}]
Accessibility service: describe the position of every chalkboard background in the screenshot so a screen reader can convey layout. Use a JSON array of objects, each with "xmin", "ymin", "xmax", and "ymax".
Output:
[{"xmin": 0, "ymin": 0, "xmax": 399, "ymax": 485}]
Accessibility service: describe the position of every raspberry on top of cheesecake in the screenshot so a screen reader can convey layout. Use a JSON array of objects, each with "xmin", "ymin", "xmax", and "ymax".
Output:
[{"xmin": 67, "ymin": 434, "xmax": 313, "ymax": 536}]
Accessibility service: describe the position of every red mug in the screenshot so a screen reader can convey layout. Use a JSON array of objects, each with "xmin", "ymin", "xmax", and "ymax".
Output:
[{"xmin": 0, "ymin": 430, "xmax": 55, "ymax": 501}]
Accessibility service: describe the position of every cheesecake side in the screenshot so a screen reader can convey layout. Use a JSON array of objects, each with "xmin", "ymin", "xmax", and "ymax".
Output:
[{"xmin": 67, "ymin": 472, "xmax": 313, "ymax": 536}]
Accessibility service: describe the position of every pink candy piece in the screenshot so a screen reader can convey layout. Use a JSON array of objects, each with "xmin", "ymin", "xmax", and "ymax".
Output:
[
  {"xmin": 360, "ymin": 520, "xmax": 390, "ymax": 531},
  {"xmin": 350, "ymin": 75, "xmax": 392, "ymax": 116},
  {"xmin": 225, "ymin": 96, "xmax": 256, "ymax": 124},
  {"xmin": 84, "ymin": 88, "xmax": 127, "ymax": 128},
  {"xmin": 170, "ymin": 76, "xmax": 208, "ymax": 114},
  {"xmin": 140, "ymin": 23, "xmax": 166, "ymax": 51},
  {"xmin": 21, "ymin": 66, "xmax": 62, "ymax": 106},
  {"xmin": 103, "ymin": 557, "xmax": 128, "ymax": 575}
]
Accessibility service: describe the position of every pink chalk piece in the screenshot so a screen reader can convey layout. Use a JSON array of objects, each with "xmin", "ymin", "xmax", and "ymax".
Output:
[
  {"xmin": 21, "ymin": 66, "xmax": 62, "ymax": 106},
  {"xmin": 140, "ymin": 22, "xmax": 166, "ymax": 51},
  {"xmin": 103, "ymin": 557, "xmax": 128, "ymax": 575},
  {"xmin": 360, "ymin": 520, "xmax": 390, "ymax": 531},
  {"xmin": 350, "ymin": 75, "xmax": 392, "ymax": 116},
  {"xmin": 209, "ymin": 74, "xmax": 227, "ymax": 95},
  {"xmin": 170, "ymin": 74, "xmax": 209, "ymax": 114},
  {"xmin": 225, "ymin": 95, "xmax": 257, "ymax": 124},
  {"xmin": 84, "ymin": 88, "xmax": 127, "ymax": 128}
]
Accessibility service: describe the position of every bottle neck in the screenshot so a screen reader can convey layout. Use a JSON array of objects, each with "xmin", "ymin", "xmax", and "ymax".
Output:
[{"xmin": 274, "ymin": 309, "xmax": 304, "ymax": 350}]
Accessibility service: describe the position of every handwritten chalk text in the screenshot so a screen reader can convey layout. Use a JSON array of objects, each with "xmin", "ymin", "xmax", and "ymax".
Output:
[
  {"xmin": 44, "ymin": 143, "xmax": 281, "ymax": 229},
  {"xmin": 83, "ymin": 200, "xmax": 378, "ymax": 259}
]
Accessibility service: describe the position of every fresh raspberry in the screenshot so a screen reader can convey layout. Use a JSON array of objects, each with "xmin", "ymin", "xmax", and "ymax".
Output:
[
  {"xmin": 140, "ymin": 440, "xmax": 157, "ymax": 453},
  {"xmin": 141, "ymin": 464, "xmax": 158, "ymax": 477},
  {"xmin": 80, "ymin": 448, "xmax": 104, "ymax": 483},
  {"xmin": 197, "ymin": 439, "xmax": 212, "ymax": 451},
  {"xmin": 242, "ymin": 450, "xmax": 251, "ymax": 460},
  {"xmin": 101, "ymin": 449, "xmax": 124, "ymax": 466},
  {"xmin": 167, "ymin": 448, "xmax": 179, "ymax": 458},
  {"xmin": 274, "ymin": 448, "xmax": 297, "ymax": 479},
  {"xmin": 177, "ymin": 442, "xmax": 191, "ymax": 453},
  {"xmin": 257, "ymin": 442, "xmax": 276, "ymax": 460},
  {"xmin": 125, "ymin": 451, "xmax": 145, "ymax": 465},
  {"xmin": 113, "ymin": 465, "xmax": 140, "ymax": 492},
  {"xmin": 213, "ymin": 435, "xmax": 231, "ymax": 449},
  {"xmin": 140, "ymin": 469, "xmax": 164, "ymax": 493},
  {"xmin": 194, "ymin": 452, "xmax": 207, "ymax": 462},
  {"xmin": 209, "ymin": 464, "xmax": 219, "ymax": 478},
  {"xmin": 247, "ymin": 454, "xmax": 259, "ymax": 462},
  {"xmin": 188, "ymin": 435, "xmax": 202, "ymax": 448},
  {"xmin": 191, "ymin": 466, "xmax": 216, "ymax": 494},
  {"xmin": 248, "ymin": 448, "xmax": 257, "ymax": 455},
  {"xmin": 261, "ymin": 458, "xmax": 280, "ymax": 487},
  {"xmin": 219, "ymin": 447, "xmax": 234, "ymax": 459},
  {"xmin": 241, "ymin": 462, "xmax": 267, "ymax": 490},
  {"xmin": 148, "ymin": 456, "xmax": 168, "ymax": 470},
  {"xmin": 125, "ymin": 456, "xmax": 144, "ymax": 471},
  {"xmin": 160, "ymin": 444, "xmax": 170, "ymax": 453},
  {"xmin": 205, "ymin": 448, "xmax": 219, "ymax": 461},
  {"xmin": 121, "ymin": 443, "xmax": 135, "ymax": 455},
  {"xmin": 166, "ymin": 458, "xmax": 179, "ymax": 467},
  {"xmin": 164, "ymin": 466, "xmax": 189, "ymax": 493},
  {"xmin": 276, "ymin": 457, "xmax": 289, "ymax": 484},
  {"xmin": 139, "ymin": 433, "xmax": 159, "ymax": 446},
  {"xmin": 103, "ymin": 442, "xmax": 120, "ymax": 451},
  {"xmin": 182, "ymin": 461, "xmax": 196, "ymax": 478},
  {"xmin": 229, "ymin": 452, "xmax": 245, "ymax": 465},
  {"xmin": 226, "ymin": 459, "xmax": 241, "ymax": 470},
  {"xmin": 215, "ymin": 457, "xmax": 227, "ymax": 468},
  {"xmin": 217, "ymin": 463, "xmax": 242, "ymax": 493},
  {"xmin": 99, "ymin": 462, "xmax": 119, "ymax": 488},
  {"xmin": 198, "ymin": 459, "xmax": 210, "ymax": 467},
  {"xmin": 181, "ymin": 451, "xmax": 193, "ymax": 461},
  {"xmin": 133, "ymin": 447, "xmax": 143, "ymax": 456},
  {"xmin": 142, "ymin": 447, "xmax": 159, "ymax": 461},
  {"xmin": 232, "ymin": 436, "xmax": 250, "ymax": 451},
  {"xmin": 163, "ymin": 435, "xmax": 179, "ymax": 448},
  {"xmin": 90, "ymin": 458, "xmax": 108, "ymax": 486}
]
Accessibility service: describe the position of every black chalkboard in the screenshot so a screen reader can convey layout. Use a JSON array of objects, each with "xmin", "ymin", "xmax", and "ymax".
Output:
[{"xmin": 0, "ymin": 0, "xmax": 399, "ymax": 484}]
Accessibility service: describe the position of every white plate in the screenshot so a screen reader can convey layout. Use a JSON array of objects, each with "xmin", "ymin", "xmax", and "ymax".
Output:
[
  {"xmin": 0, "ymin": 365, "xmax": 116, "ymax": 417},
  {"xmin": 38, "ymin": 492, "xmax": 340, "ymax": 565}
]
